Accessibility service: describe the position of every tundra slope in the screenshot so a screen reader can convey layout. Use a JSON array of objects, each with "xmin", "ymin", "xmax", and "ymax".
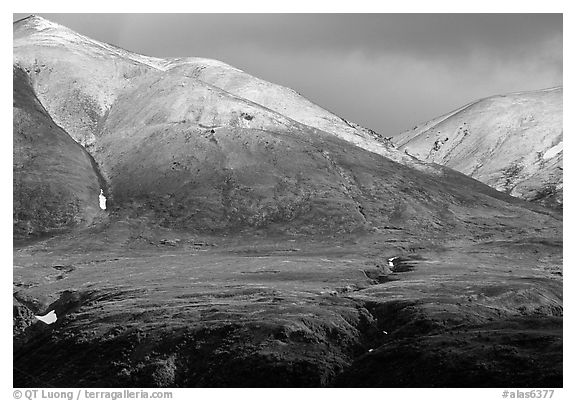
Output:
[
  {"xmin": 13, "ymin": 66, "xmax": 103, "ymax": 240},
  {"xmin": 394, "ymin": 88, "xmax": 563, "ymax": 208},
  {"xmin": 13, "ymin": 15, "xmax": 556, "ymax": 236},
  {"xmin": 13, "ymin": 16, "xmax": 562, "ymax": 387}
]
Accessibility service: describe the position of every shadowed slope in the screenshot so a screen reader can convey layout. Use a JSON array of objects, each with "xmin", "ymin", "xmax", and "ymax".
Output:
[{"xmin": 13, "ymin": 66, "xmax": 103, "ymax": 239}]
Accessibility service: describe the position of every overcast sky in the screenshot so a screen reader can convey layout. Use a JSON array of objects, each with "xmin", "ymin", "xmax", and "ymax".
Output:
[{"xmin": 13, "ymin": 13, "xmax": 563, "ymax": 135}]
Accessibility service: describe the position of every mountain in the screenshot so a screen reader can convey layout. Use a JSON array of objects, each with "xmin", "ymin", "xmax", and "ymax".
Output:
[{"xmin": 393, "ymin": 88, "xmax": 563, "ymax": 208}]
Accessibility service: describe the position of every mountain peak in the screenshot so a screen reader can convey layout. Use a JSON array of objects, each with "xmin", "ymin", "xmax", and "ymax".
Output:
[{"xmin": 14, "ymin": 14, "xmax": 67, "ymax": 35}]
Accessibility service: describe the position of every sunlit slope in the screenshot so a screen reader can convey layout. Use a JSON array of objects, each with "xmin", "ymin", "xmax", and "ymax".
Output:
[{"xmin": 395, "ymin": 88, "xmax": 563, "ymax": 207}]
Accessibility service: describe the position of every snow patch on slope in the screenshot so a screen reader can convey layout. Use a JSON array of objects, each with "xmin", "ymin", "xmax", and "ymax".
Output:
[
  {"xmin": 99, "ymin": 189, "xmax": 107, "ymax": 210},
  {"xmin": 543, "ymin": 141, "xmax": 562, "ymax": 160},
  {"xmin": 35, "ymin": 310, "xmax": 57, "ymax": 324}
]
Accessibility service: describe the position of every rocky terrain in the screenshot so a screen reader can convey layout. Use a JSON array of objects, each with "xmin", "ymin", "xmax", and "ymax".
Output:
[
  {"xmin": 394, "ymin": 88, "xmax": 563, "ymax": 208},
  {"xmin": 13, "ymin": 16, "xmax": 562, "ymax": 387}
]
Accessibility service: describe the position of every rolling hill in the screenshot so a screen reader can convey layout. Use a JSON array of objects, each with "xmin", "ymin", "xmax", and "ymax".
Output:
[{"xmin": 394, "ymin": 88, "xmax": 563, "ymax": 208}]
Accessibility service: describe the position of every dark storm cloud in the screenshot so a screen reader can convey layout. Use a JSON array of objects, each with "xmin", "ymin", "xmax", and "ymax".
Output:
[{"xmin": 13, "ymin": 13, "xmax": 562, "ymax": 135}]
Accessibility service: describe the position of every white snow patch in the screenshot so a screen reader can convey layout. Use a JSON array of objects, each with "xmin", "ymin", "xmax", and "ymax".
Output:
[
  {"xmin": 35, "ymin": 310, "xmax": 57, "ymax": 324},
  {"xmin": 543, "ymin": 142, "xmax": 563, "ymax": 160},
  {"xmin": 99, "ymin": 189, "xmax": 107, "ymax": 210}
]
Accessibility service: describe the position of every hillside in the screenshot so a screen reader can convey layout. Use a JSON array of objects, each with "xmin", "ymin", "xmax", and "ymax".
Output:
[{"xmin": 394, "ymin": 88, "xmax": 563, "ymax": 207}]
